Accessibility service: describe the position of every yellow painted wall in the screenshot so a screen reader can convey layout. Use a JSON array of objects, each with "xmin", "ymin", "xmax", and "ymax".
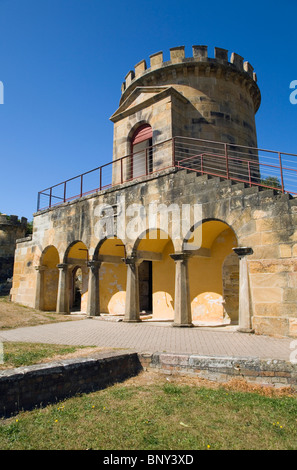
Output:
[
  {"xmin": 41, "ymin": 246, "xmax": 59, "ymax": 311},
  {"xmin": 99, "ymin": 263, "xmax": 127, "ymax": 314},
  {"xmin": 152, "ymin": 240, "xmax": 175, "ymax": 319},
  {"xmin": 98, "ymin": 238, "xmax": 127, "ymax": 315},
  {"xmin": 189, "ymin": 224, "xmax": 237, "ymax": 324}
]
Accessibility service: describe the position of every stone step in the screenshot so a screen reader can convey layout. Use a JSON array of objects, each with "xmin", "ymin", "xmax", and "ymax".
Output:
[{"xmin": 181, "ymin": 168, "xmax": 292, "ymax": 206}]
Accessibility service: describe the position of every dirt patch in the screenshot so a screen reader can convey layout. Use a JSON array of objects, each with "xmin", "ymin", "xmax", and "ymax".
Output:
[
  {"xmin": 123, "ymin": 369, "xmax": 296, "ymax": 397},
  {"xmin": 0, "ymin": 296, "xmax": 80, "ymax": 330}
]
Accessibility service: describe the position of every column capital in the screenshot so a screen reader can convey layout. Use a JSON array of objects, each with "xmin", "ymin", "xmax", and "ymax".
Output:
[
  {"xmin": 87, "ymin": 260, "xmax": 101, "ymax": 269},
  {"xmin": 232, "ymin": 247, "xmax": 253, "ymax": 259},
  {"xmin": 122, "ymin": 256, "xmax": 137, "ymax": 265},
  {"xmin": 34, "ymin": 265, "xmax": 46, "ymax": 272},
  {"xmin": 57, "ymin": 263, "xmax": 69, "ymax": 271},
  {"xmin": 170, "ymin": 252, "xmax": 191, "ymax": 262}
]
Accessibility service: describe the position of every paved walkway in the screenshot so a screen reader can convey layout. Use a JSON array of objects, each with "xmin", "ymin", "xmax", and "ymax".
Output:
[{"xmin": 0, "ymin": 317, "xmax": 294, "ymax": 362}]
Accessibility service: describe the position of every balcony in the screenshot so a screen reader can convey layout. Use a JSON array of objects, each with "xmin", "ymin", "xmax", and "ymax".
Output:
[{"xmin": 37, "ymin": 137, "xmax": 297, "ymax": 212}]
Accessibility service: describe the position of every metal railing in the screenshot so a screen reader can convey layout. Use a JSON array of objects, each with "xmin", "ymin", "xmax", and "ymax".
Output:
[{"xmin": 37, "ymin": 136, "xmax": 297, "ymax": 211}]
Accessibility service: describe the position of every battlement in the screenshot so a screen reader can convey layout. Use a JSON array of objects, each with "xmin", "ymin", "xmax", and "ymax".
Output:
[
  {"xmin": 0, "ymin": 214, "xmax": 27, "ymax": 226},
  {"xmin": 121, "ymin": 45, "xmax": 259, "ymax": 102}
]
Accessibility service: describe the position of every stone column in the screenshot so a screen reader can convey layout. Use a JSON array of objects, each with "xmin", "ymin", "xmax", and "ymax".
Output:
[
  {"xmin": 34, "ymin": 266, "xmax": 45, "ymax": 310},
  {"xmin": 123, "ymin": 257, "xmax": 141, "ymax": 323},
  {"xmin": 86, "ymin": 260, "xmax": 101, "ymax": 317},
  {"xmin": 232, "ymin": 247, "xmax": 254, "ymax": 333},
  {"xmin": 56, "ymin": 263, "xmax": 69, "ymax": 314},
  {"xmin": 170, "ymin": 253, "xmax": 193, "ymax": 327}
]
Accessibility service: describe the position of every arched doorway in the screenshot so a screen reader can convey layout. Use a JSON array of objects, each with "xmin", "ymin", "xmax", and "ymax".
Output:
[
  {"xmin": 130, "ymin": 124, "xmax": 153, "ymax": 179},
  {"xmin": 64, "ymin": 241, "xmax": 89, "ymax": 313},
  {"xmin": 184, "ymin": 220, "xmax": 239, "ymax": 326},
  {"xmin": 94, "ymin": 237, "xmax": 127, "ymax": 316},
  {"xmin": 134, "ymin": 229, "xmax": 175, "ymax": 320}
]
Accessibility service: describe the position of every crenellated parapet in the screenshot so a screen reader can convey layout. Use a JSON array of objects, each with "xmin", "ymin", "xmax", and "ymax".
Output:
[
  {"xmin": 0, "ymin": 214, "xmax": 27, "ymax": 227},
  {"xmin": 120, "ymin": 45, "xmax": 260, "ymax": 112}
]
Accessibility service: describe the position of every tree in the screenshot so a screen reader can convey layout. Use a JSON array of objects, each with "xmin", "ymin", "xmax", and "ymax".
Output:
[{"xmin": 260, "ymin": 176, "xmax": 282, "ymax": 189}]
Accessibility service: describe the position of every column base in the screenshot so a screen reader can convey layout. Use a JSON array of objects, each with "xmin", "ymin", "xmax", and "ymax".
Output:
[
  {"xmin": 237, "ymin": 327, "xmax": 254, "ymax": 334},
  {"xmin": 87, "ymin": 313, "xmax": 101, "ymax": 318},
  {"xmin": 172, "ymin": 322, "xmax": 194, "ymax": 328},
  {"xmin": 123, "ymin": 319, "xmax": 142, "ymax": 323}
]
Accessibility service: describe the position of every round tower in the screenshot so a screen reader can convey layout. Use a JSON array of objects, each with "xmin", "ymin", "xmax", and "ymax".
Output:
[{"xmin": 110, "ymin": 45, "xmax": 261, "ymax": 183}]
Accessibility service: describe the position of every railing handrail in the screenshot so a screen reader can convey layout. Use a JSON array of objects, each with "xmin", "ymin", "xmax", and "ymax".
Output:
[
  {"xmin": 37, "ymin": 136, "xmax": 297, "ymax": 211},
  {"xmin": 175, "ymin": 135, "xmax": 297, "ymax": 158}
]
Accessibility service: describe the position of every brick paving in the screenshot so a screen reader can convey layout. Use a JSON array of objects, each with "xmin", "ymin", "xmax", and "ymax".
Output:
[{"xmin": 0, "ymin": 317, "xmax": 294, "ymax": 362}]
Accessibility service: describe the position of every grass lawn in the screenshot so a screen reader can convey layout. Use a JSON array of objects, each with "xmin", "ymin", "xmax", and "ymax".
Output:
[
  {"xmin": 0, "ymin": 372, "xmax": 296, "ymax": 450},
  {"xmin": 0, "ymin": 341, "xmax": 102, "ymax": 369},
  {"xmin": 0, "ymin": 295, "xmax": 296, "ymax": 450}
]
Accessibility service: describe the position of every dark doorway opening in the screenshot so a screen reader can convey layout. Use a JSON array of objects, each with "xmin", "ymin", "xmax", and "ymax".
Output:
[
  {"xmin": 71, "ymin": 266, "xmax": 82, "ymax": 312},
  {"xmin": 139, "ymin": 260, "xmax": 152, "ymax": 313}
]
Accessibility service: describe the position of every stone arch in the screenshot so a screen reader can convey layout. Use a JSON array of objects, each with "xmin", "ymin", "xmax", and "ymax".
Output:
[
  {"xmin": 184, "ymin": 219, "xmax": 239, "ymax": 325},
  {"xmin": 37, "ymin": 245, "xmax": 60, "ymax": 311},
  {"xmin": 94, "ymin": 236, "xmax": 127, "ymax": 316},
  {"xmin": 133, "ymin": 228, "xmax": 175, "ymax": 320},
  {"xmin": 64, "ymin": 240, "xmax": 89, "ymax": 313},
  {"xmin": 128, "ymin": 122, "xmax": 153, "ymax": 180}
]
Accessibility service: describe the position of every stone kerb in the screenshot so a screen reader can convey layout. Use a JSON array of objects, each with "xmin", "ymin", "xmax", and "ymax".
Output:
[{"xmin": 139, "ymin": 352, "xmax": 297, "ymax": 390}]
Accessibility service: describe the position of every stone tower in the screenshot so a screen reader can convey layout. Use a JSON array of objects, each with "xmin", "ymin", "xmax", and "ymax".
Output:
[{"xmin": 110, "ymin": 45, "xmax": 261, "ymax": 183}]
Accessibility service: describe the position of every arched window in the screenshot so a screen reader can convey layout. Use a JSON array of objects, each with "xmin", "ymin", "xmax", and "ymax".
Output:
[{"xmin": 130, "ymin": 124, "xmax": 153, "ymax": 179}]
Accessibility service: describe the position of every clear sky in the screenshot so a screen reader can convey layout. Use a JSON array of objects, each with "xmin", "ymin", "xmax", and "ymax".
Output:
[{"xmin": 0, "ymin": 0, "xmax": 296, "ymax": 220}]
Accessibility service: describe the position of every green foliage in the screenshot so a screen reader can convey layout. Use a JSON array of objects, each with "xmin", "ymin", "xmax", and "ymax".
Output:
[
  {"xmin": 260, "ymin": 176, "xmax": 282, "ymax": 189},
  {"xmin": 25, "ymin": 221, "xmax": 33, "ymax": 235}
]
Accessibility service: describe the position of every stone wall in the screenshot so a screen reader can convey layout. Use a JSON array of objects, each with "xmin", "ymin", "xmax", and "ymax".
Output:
[
  {"xmin": 10, "ymin": 169, "xmax": 297, "ymax": 338},
  {"xmin": 139, "ymin": 352, "xmax": 297, "ymax": 390},
  {"xmin": 0, "ymin": 351, "xmax": 142, "ymax": 417},
  {"xmin": 0, "ymin": 215, "xmax": 27, "ymax": 294}
]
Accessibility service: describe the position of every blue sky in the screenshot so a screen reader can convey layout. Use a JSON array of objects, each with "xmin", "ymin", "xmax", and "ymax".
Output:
[{"xmin": 0, "ymin": 0, "xmax": 296, "ymax": 220}]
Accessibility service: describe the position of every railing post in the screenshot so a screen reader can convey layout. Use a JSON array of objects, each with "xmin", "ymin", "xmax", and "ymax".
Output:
[
  {"xmin": 37, "ymin": 192, "xmax": 40, "ymax": 212},
  {"xmin": 201, "ymin": 154, "xmax": 203, "ymax": 174},
  {"xmin": 80, "ymin": 175, "xmax": 83, "ymax": 197},
  {"xmin": 172, "ymin": 137, "xmax": 176, "ymax": 167},
  {"xmin": 145, "ymin": 148, "xmax": 148, "ymax": 175},
  {"xmin": 64, "ymin": 182, "xmax": 66, "ymax": 202},
  {"xmin": 248, "ymin": 162, "xmax": 252, "ymax": 187},
  {"xmin": 224, "ymin": 143, "xmax": 229, "ymax": 179},
  {"xmin": 121, "ymin": 158, "xmax": 123, "ymax": 184},
  {"xmin": 49, "ymin": 187, "xmax": 52, "ymax": 208},
  {"xmin": 278, "ymin": 152, "xmax": 285, "ymax": 193}
]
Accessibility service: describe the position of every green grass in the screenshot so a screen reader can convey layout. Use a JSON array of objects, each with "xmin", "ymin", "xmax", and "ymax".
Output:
[
  {"xmin": 0, "ymin": 377, "xmax": 297, "ymax": 450},
  {"xmin": 0, "ymin": 342, "xmax": 95, "ymax": 369}
]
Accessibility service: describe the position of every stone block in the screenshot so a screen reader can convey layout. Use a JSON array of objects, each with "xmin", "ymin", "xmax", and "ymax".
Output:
[
  {"xmin": 192, "ymin": 45, "xmax": 208, "ymax": 59},
  {"xmin": 149, "ymin": 51, "xmax": 163, "ymax": 69},
  {"xmin": 214, "ymin": 47, "xmax": 228, "ymax": 61},
  {"xmin": 252, "ymin": 287, "xmax": 283, "ymax": 303},
  {"xmin": 170, "ymin": 46, "xmax": 185, "ymax": 63},
  {"xmin": 230, "ymin": 52, "xmax": 244, "ymax": 70},
  {"xmin": 279, "ymin": 244, "xmax": 292, "ymax": 258},
  {"xmin": 135, "ymin": 59, "xmax": 146, "ymax": 77}
]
